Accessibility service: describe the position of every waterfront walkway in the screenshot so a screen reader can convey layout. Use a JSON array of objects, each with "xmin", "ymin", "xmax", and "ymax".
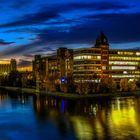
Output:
[{"xmin": 0, "ymin": 86, "xmax": 140, "ymax": 99}]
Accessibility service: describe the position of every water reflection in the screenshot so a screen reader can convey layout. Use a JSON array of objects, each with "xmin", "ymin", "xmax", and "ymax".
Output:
[
  {"xmin": 0, "ymin": 91, "xmax": 140, "ymax": 140},
  {"xmin": 32, "ymin": 96, "xmax": 140, "ymax": 140}
]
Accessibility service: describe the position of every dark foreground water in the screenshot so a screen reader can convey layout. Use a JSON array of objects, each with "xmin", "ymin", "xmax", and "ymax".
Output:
[{"xmin": 0, "ymin": 91, "xmax": 140, "ymax": 140}]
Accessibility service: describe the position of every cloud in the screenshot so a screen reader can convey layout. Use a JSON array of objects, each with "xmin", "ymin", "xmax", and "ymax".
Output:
[
  {"xmin": 0, "ymin": 39, "xmax": 15, "ymax": 45},
  {"xmin": 17, "ymin": 59, "xmax": 32, "ymax": 67},
  {"xmin": 84, "ymin": 13, "xmax": 140, "ymax": 42},
  {"xmin": 0, "ymin": 37, "xmax": 56, "ymax": 58},
  {"xmin": 0, "ymin": 1, "xmax": 130, "ymax": 28},
  {"xmin": 23, "ymin": 54, "xmax": 34, "ymax": 58},
  {"xmin": 34, "ymin": 12, "xmax": 140, "ymax": 44},
  {"xmin": 0, "ymin": 39, "xmax": 44, "ymax": 57},
  {"xmin": 16, "ymin": 37, "xmax": 25, "ymax": 40},
  {"xmin": 0, "ymin": 9, "xmax": 59, "ymax": 28},
  {"xmin": 0, "ymin": 0, "xmax": 139, "ymax": 60},
  {"xmin": 66, "ymin": 2, "xmax": 129, "ymax": 11},
  {"xmin": 11, "ymin": 0, "xmax": 33, "ymax": 9}
]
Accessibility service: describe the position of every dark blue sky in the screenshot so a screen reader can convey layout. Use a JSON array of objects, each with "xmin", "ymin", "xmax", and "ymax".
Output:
[{"xmin": 0, "ymin": 0, "xmax": 140, "ymax": 65}]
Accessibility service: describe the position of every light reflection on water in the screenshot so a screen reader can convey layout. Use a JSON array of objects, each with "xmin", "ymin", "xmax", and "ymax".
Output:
[{"xmin": 0, "ymin": 91, "xmax": 140, "ymax": 140}]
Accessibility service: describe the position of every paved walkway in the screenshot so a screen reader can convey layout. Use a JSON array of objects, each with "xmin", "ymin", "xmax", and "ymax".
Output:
[{"xmin": 0, "ymin": 86, "xmax": 140, "ymax": 99}]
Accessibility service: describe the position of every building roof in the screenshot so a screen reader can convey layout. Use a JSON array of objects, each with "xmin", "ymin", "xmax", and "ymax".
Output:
[{"xmin": 95, "ymin": 32, "xmax": 109, "ymax": 47}]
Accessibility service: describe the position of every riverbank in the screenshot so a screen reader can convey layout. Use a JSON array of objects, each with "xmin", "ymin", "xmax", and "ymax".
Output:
[{"xmin": 0, "ymin": 86, "xmax": 140, "ymax": 99}]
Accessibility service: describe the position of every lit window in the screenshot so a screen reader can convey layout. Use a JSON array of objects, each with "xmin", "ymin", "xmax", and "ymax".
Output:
[
  {"xmin": 102, "ymin": 66, "xmax": 106, "ymax": 70},
  {"xmin": 136, "ymin": 52, "xmax": 140, "ymax": 55},
  {"xmin": 123, "ymin": 71, "xmax": 127, "ymax": 74},
  {"xmin": 111, "ymin": 66, "xmax": 136, "ymax": 70},
  {"xmin": 97, "ymin": 56, "xmax": 101, "ymax": 59},
  {"xmin": 109, "ymin": 61, "xmax": 138, "ymax": 65}
]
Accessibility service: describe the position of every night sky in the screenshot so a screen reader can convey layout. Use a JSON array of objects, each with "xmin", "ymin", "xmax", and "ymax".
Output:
[{"xmin": 0, "ymin": 0, "xmax": 140, "ymax": 66}]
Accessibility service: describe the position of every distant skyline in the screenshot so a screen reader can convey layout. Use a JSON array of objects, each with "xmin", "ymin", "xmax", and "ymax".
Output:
[{"xmin": 0, "ymin": 0, "xmax": 140, "ymax": 66}]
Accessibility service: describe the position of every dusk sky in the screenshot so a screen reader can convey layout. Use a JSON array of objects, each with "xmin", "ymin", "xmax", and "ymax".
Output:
[{"xmin": 0, "ymin": 0, "xmax": 140, "ymax": 66}]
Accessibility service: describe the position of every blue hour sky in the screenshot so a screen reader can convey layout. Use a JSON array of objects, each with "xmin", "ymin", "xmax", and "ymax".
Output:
[{"xmin": 0, "ymin": 0, "xmax": 140, "ymax": 66}]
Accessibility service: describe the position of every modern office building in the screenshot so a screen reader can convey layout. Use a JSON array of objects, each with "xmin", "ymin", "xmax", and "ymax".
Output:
[
  {"xmin": 109, "ymin": 49, "xmax": 140, "ymax": 82},
  {"xmin": 0, "ymin": 59, "xmax": 16, "ymax": 75},
  {"xmin": 33, "ymin": 33, "xmax": 140, "ymax": 90},
  {"xmin": 73, "ymin": 32, "xmax": 109, "ymax": 82}
]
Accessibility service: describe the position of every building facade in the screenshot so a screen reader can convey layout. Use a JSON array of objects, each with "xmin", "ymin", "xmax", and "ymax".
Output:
[
  {"xmin": 33, "ymin": 33, "xmax": 140, "ymax": 91},
  {"xmin": 33, "ymin": 48, "xmax": 73, "ymax": 91},
  {"xmin": 0, "ymin": 59, "xmax": 16, "ymax": 76}
]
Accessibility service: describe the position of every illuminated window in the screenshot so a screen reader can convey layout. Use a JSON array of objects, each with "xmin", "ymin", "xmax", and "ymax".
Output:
[
  {"xmin": 111, "ymin": 66, "xmax": 136, "ymax": 70},
  {"xmin": 74, "ymin": 55, "xmax": 101, "ymax": 60},
  {"xmin": 109, "ymin": 61, "xmax": 139, "ymax": 65},
  {"xmin": 102, "ymin": 66, "xmax": 106, "ymax": 70},
  {"xmin": 136, "ymin": 52, "xmax": 140, "ymax": 55},
  {"xmin": 97, "ymin": 56, "xmax": 101, "ymax": 59},
  {"xmin": 118, "ymin": 51, "xmax": 134, "ymax": 55},
  {"xmin": 112, "ymin": 75, "xmax": 140, "ymax": 78},
  {"xmin": 109, "ymin": 56, "xmax": 140, "ymax": 61},
  {"xmin": 123, "ymin": 71, "xmax": 127, "ymax": 74}
]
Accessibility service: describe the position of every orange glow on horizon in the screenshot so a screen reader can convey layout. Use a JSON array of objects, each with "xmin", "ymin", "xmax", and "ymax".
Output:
[
  {"xmin": 17, "ymin": 66, "xmax": 32, "ymax": 72},
  {"xmin": 0, "ymin": 60, "xmax": 11, "ymax": 64}
]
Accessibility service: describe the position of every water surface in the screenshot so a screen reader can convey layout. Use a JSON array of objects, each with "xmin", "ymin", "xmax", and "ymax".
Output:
[{"xmin": 0, "ymin": 91, "xmax": 140, "ymax": 140}]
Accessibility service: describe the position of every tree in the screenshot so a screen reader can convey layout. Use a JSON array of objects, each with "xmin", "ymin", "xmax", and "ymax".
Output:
[
  {"xmin": 75, "ymin": 75, "xmax": 99, "ymax": 95},
  {"xmin": 136, "ymin": 80, "xmax": 140, "ymax": 89},
  {"xmin": 128, "ymin": 80, "xmax": 137, "ymax": 91},
  {"xmin": 98, "ymin": 77, "xmax": 117, "ymax": 93},
  {"xmin": 120, "ymin": 78, "xmax": 128, "ymax": 92}
]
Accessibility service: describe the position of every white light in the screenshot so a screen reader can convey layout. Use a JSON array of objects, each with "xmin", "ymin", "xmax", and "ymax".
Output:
[
  {"xmin": 136, "ymin": 52, "xmax": 140, "ymax": 55},
  {"xmin": 111, "ymin": 66, "xmax": 136, "ymax": 70},
  {"xmin": 109, "ymin": 61, "xmax": 138, "ymax": 65},
  {"xmin": 112, "ymin": 75, "xmax": 136, "ymax": 78},
  {"xmin": 123, "ymin": 71, "xmax": 127, "ymax": 74}
]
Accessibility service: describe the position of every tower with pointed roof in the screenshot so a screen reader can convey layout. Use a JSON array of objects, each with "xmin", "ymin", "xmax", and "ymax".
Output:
[
  {"xmin": 95, "ymin": 32, "xmax": 109, "ymax": 78},
  {"xmin": 95, "ymin": 32, "xmax": 109, "ymax": 47}
]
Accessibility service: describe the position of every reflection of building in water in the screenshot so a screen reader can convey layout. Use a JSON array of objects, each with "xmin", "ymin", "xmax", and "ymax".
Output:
[
  {"xmin": 33, "ymin": 96, "xmax": 61, "ymax": 118},
  {"xmin": 70, "ymin": 116, "xmax": 94, "ymax": 140},
  {"xmin": 0, "ymin": 94, "xmax": 8, "ymax": 105},
  {"xmin": 0, "ymin": 59, "xmax": 16, "ymax": 75},
  {"xmin": 32, "ymin": 96, "xmax": 140, "ymax": 140},
  {"xmin": 109, "ymin": 98, "xmax": 140, "ymax": 139},
  {"xmin": 79, "ymin": 98, "xmax": 140, "ymax": 140}
]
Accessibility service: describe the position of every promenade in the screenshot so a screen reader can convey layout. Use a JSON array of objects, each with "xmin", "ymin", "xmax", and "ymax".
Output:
[{"xmin": 0, "ymin": 86, "xmax": 140, "ymax": 99}]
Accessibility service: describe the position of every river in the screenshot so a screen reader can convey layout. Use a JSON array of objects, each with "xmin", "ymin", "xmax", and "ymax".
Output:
[{"xmin": 0, "ymin": 90, "xmax": 140, "ymax": 140}]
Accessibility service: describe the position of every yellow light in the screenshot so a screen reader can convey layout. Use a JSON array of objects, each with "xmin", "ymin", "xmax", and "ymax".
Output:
[
  {"xmin": 74, "ymin": 55, "xmax": 101, "ymax": 60},
  {"xmin": 109, "ymin": 61, "xmax": 138, "ymax": 65},
  {"xmin": 109, "ymin": 56, "xmax": 140, "ymax": 61},
  {"xmin": 0, "ymin": 60, "xmax": 11, "ymax": 64},
  {"xmin": 111, "ymin": 107, "xmax": 135, "ymax": 126},
  {"xmin": 70, "ymin": 116, "xmax": 94, "ymax": 140},
  {"xmin": 17, "ymin": 66, "xmax": 32, "ymax": 72},
  {"xmin": 118, "ymin": 51, "xmax": 134, "ymax": 55}
]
